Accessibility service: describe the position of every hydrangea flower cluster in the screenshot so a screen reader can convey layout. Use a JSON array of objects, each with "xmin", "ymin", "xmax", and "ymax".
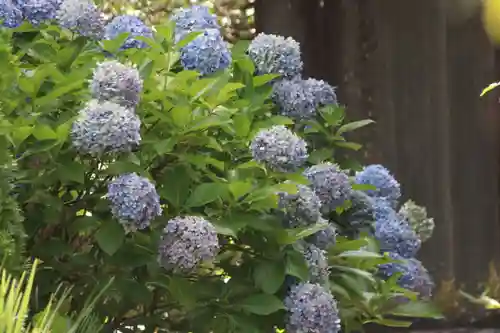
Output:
[
  {"xmin": 373, "ymin": 199, "xmax": 421, "ymax": 258},
  {"xmin": 303, "ymin": 243, "xmax": 329, "ymax": 284},
  {"xmin": 272, "ymin": 78, "xmax": 338, "ymax": 121},
  {"xmin": 304, "ymin": 163, "xmax": 352, "ymax": 213},
  {"xmin": 355, "ymin": 164, "xmax": 401, "ymax": 206},
  {"xmin": 71, "ymin": 100, "xmax": 141, "ymax": 155},
  {"xmin": 278, "ymin": 184, "xmax": 322, "ymax": 228},
  {"xmin": 307, "ymin": 222, "xmax": 337, "ymax": 251},
  {"xmin": 250, "ymin": 125, "xmax": 308, "ymax": 172},
  {"xmin": 171, "ymin": 5, "xmax": 219, "ymax": 43},
  {"xmin": 378, "ymin": 253, "xmax": 434, "ymax": 300},
  {"xmin": 15, "ymin": 0, "xmax": 61, "ymax": 25},
  {"xmin": 0, "ymin": 0, "xmax": 23, "ymax": 28},
  {"xmin": 90, "ymin": 60, "xmax": 143, "ymax": 108},
  {"xmin": 107, "ymin": 173, "xmax": 162, "ymax": 231},
  {"xmin": 247, "ymin": 33, "xmax": 303, "ymax": 80},
  {"xmin": 399, "ymin": 199, "xmax": 435, "ymax": 243},
  {"xmin": 342, "ymin": 190, "xmax": 376, "ymax": 231},
  {"xmin": 56, "ymin": 0, "xmax": 104, "ymax": 38},
  {"xmin": 103, "ymin": 15, "xmax": 153, "ymax": 50},
  {"xmin": 284, "ymin": 283, "xmax": 341, "ymax": 333},
  {"xmin": 158, "ymin": 216, "xmax": 220, "ymax": 273},
  {"xmin": 180, "ymin": 29, "xmax": 231, "ymax": 76}
]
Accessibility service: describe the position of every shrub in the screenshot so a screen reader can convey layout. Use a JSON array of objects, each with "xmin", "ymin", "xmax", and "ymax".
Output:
[{"xmin": 0, "ymin": 3, "xmax": 441, "ymax": 332}]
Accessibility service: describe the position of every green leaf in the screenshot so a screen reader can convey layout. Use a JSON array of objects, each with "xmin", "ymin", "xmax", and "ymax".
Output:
[
  {"xmin": 337, "ymin": 250, "xmax": 382, "ymax": 259},
  {"xmin": 366, "ymin": 318, "xmax": 413, "ymax": 327},
  {"xmin": 253, "ymin": 74, "xmax": 280, "ymax": 87},
  {"xmin": 253, "ymin": 260, "xmax": 285, "ymax": 294},
  {"xmin": 159, "ymin": 166, "xmax": 191, "ymax": 207},
  {"xmin": 101, "ymin": 32, "xmax": 130, "ymax": 53},
  {"xmin": 58, "ymin": 161, "xmax": 85, "ymax": 184},
  {"xmin": 229, "ymin": 181, "xmax": 253, "ymax": 200},
  {"xmin": 337, "ymin": 119, "xmax": 375, "ymax": 135},
  {"xmin": 335, "ymin": 141, "xmax": 362, "ymax": 151},
  {"xmin": 32, "ymin": 124, "xmax": 57, "ymax": 141},
  {"xmin": 185, "ymin": 182, "xmax": 228, "ymax": 207},
  {"xmin": 278, "ymin": 222, "xmax": 328, "ymax": 245},
  {"xmin": 170, "ymin": 106, "xmax": 192, "ymax": 127},
  {"xmin": 285, "ymin": 250, "xmax": 309, "ymax": 281},
  {"xmin": 168, "ymin": 277, "xmax": 198, "ymax": 310},
  {"xmin": 95, "ymin": 220, "xmax": 125, "ymax": 256},
  {"xmin": 233, "ymin": 113, "xmax": 251, "ymax": 138},
  {"xmin": 320, "ymin": 105, "xmax": 345, "ymax": 126},
  {"xmin": 351, "ymin": 183, "xmax": 377, "ymax": 191},
  {"xmin": 389, "ymin": 301, "xmax": 444, "ymax": 319},
  {"xmin": 239, "ymin": 294, "xmax": 285, "ymax": 315},
  {"xmin": 12, "ymin": 126, "xmax": 32, "ymax": 146}
]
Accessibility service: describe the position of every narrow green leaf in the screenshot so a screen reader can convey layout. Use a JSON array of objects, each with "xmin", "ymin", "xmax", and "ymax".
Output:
[
  {"xmin": 389, "ymin": 301, "xmax": 444, "ymax": 319},
  {"xmin": 337, "ymin": 119, "xmax": 375, "ymax": 135}
]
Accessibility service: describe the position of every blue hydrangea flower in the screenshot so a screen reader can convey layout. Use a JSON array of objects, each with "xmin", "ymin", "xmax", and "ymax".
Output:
[
  {"xmin": 355, "ymin": 164, "xmax": 401, "ymax": 206},
  {"xmin": 107, "ymin": 173, "xmax": 162, "ymax": 232},
  {"xmin": 180, "ymin": 29, "xmax": 231, "ymax": 76},
  {"xmin": 250, "ymin": 125, "xmax": 308, "ymax": 172},
  {"xmin": 171, "ymin": 5, "xmax": 219, "ymax": 43},
  {"xmin": 278, "ymin": 184, "xmax": 322, "ymax": 228},
  {"xmin": 158, "ymin": 215, "xmax": 220, "ymax": 273},
  {"xmin": 378, "ymin": 253, "xmax": 434, "ymax": 300},
  {"xmin": 304, "ymin": 78, "xmax": 338, "ymax": 108},
  {"xmin": 56, "ymin": 0, "xmax": 104, "ymax": 38},
  {"xmin": 71, "ymin": 100, "xmax": 141, "ymax": 155},
  {"xmin": 16, "ymin": 0, "xmax": 62, "ymax": 25},
  {"xmin": 303, "ymin": 243, "xmax": 329, "ymax": 284},
  {"xmin": 304, "ymin": 163, "xmax": 352, "ymax": 213},
  {"xmin": 284, "ymin": 283, "xmax": 341, "ymax": 333},
  {"xmin": 0, "ymin": 0, "xmax": 23, "ymax": 28},
  {"xmin": 90, "ymin": 60, "xmax": 143, "ymax": 108},
  {"xmin": 308, "ymin": 222, "xmax": 337, "ymax": 251},
  {"xmin": 247, "ymin": 33, "xmax": 303, "ymax": 80},
  {"xmin": 373, "ymin": 199, "xmax": 421, "ymax": 258},
  {"xmin": 103, "ymin": 15, "xmax": 153, "ymax": 50}
]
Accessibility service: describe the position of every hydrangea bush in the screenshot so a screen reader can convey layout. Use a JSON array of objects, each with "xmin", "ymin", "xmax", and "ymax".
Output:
[{"xmin": 0, "ymin": 3, "xmax": 442, "ymax": 332}]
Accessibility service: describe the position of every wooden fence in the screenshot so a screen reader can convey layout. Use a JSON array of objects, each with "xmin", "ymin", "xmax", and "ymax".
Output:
[{"xmin": 255, "ymin": 0, "xmax": 500, "ymax": 291}]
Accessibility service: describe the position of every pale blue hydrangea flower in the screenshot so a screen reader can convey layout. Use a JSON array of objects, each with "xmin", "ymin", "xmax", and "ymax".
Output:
[
  {"xmin": 304, "ymin": 78, "xmax": 338, "ymax": 108},
  {"xmin": 303, "ymin": 243, "xmax": 329, "ymax": 284},
  {"xmin": 158, "ymin": 215, "xmax": 220, "ymax": 273},
  {"xmin": 16, "ymin": 0, "xmax": 61, "ymax": 25},
  {"xmin": 373, "ymin": 199, "xmax": 421, "ymax": 258},
  {"xmin": 399, "ymin": 199, "xmax": 435, "ymax": 243},
  {"xmin": 180, "ymin": 29, "xmax": 231, "ymax": 76},
  {"xmin": 107, "ymin": 173, "xmax": 162, "ymax": 232},
  {"xmin": 378, "ymin": 252, "xmax": 434, "ymax": 300},
  {"xmin": 250, "ymin": 125, "xmax": 308, "ymax": 172},
  {"xmin": 56, "ymin": 0, "xmax": 104, "ymax": 38},
  {"xmin": 284, "ymin": 283, "xmax": 341, "ymax": 333},
  {"xmin": 90, "ymin": 60, "xmax": 143, "ymax": 108},
  {"xmin": 103, "ymin": 15, "xmax": 153, "ymax": 50},
  {"xmin": 308, "ymin": 222, "xmax": 337, "ymax": 251},
  {"xmin": 71, "ymin": 100, "xmax": 141, "ymax": 155},
  {"xmin": 304, "ymin": 163, "xmax": 352, "ymax": 213},
  {"xmin": 171, "ymin": 5, "xmax": 219, "ymax": 43},
  {"xmin": 247, "ymin": 33, "xmax": 303, "ymax": 80},
  {"xmin": 278, "ymin": 184, "xmax": 322, "ymax": 228},
  {"xmin": 355, "ymin": 164, "xmax": 401, "ymax": 206},
  {"xmin": 0, "ymin": 0, "xmax": 23, "ymax": 28}
]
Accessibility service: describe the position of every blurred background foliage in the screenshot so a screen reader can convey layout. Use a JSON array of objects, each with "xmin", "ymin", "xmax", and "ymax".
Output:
[{"xmin": 95, "ymin": 0, "xmax": 255, "ymax": 42}]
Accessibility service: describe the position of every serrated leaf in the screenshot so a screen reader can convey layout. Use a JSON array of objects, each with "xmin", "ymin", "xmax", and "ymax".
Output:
[
  {"xmin": 95, "ymin": 220, "xmax": 125, "ymax": 256},
  {"xmin": 253, "ymin": 260, "xmax": 285, "ymax": 294},
  {"xmin": 239, "ymin": 294, "xmax": 285, "ymax": 315}
]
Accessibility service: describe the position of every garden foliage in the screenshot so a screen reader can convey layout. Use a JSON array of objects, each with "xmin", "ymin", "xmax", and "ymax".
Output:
[{"xmin": 0, "ymin": 2, "xmax": 441, "ymax": 332}]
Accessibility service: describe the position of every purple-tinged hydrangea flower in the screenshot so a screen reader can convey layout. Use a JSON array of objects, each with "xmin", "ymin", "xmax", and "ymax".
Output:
[
  {"xmin": 373, "ymin": 199, "xmax": 421, "ymax": 258},
  {"xmin": 272, "ymin": 78, "xmax": 338, "ymax": 120},
  {"xmin": 171, "ymin": 5, "xmax": 219, "ymax": 43},
  {"xmin": 303, "ymin": 243, "xmax": 329, "ymax": 284},
  {"xmin": 158, "ymin": 215, "xmax": 220, "ymax": 273},
  {"xmin": 247, "ymin": 33, "xmax": 303, "ymax": 80},
  {"xmin": 278, "ymin": 184, "xmax": 322, "ymax": 227},
  {"xmin": 378, "ymin": 252, "xmax": 434, "ymax": 300},
  {"xmin": 180, "ymin": 29, "xmax": 231, "ymax": 76},
  {"xmin": 308, "ymin": 222, "xmax": 337, "ymax": 251},
  {"xmin": 304, "ymin": 163, "xmax": 352, "ymax": 213},
  {"xmin": 103, "ymin": 15, "xmax": 153, "ymax": 50},
  {"xmin": 0, "ymin": 0, "xmax": 23, "ymax": 28},
  {"xmin": 107, "ymin": 173, "xmax": 162, "ymax": 232},
  {"xmin": 355, "ymin": 164, "xmax": 401, "ymax": 206},
  {"xmin": 16, "ymin": 0, "xmax": 61, "ymax": 25},
  {"xmin": 284, "ymin": 283, "xmax": 341, "ymax": 333},
  {"xmin": 71, "ymin": 100, "xmax": 141, "ymax": 155},
  {"xmin": 56, "ymin": 0, "xmax": 104, "ymax": 38},
  {"xmin": 90, "ymin": 60, "xmax": 143, "ymax": 108},
  {"xmin": 250, "ymin": 125, "xmax": 308, "ymax": 172}
]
